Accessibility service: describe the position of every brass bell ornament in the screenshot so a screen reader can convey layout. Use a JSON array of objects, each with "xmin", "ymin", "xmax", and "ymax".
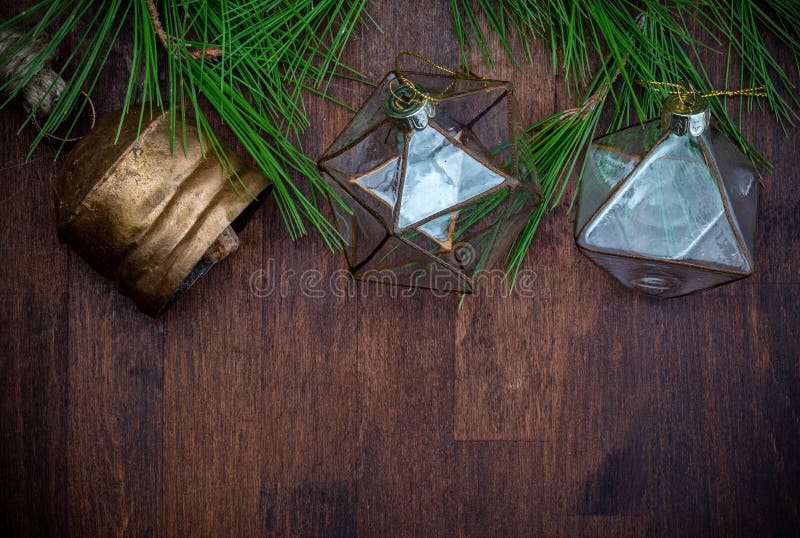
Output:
[
  {"xmin": 56, "ymin": 107, "xmax": 271, "ymax": 316},
  {"xmin": 318, "ymin": 62, "xmax": 542, "ymax": 293},
  {"xmin": 575, "ymin": 92, "xmax": 758, "ymax": 297}
]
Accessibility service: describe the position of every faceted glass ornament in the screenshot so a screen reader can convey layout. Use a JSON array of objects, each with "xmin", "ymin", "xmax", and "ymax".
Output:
[
  {"xmin": 319, "ymin": 71, "xmax": 542, "ymax": 293},
  {"xmin": 575, "ymin": 94, "xmax": 758, "ymax": 297}
]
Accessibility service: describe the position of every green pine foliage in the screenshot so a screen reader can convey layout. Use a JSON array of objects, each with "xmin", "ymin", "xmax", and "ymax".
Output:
[
  {"xmin": 451, "ymin": 0, "xmax": 800, "ymax": 280},
  {"xmin": 0, "ymin": 0, "xmax": 372, "ymax": 248}
]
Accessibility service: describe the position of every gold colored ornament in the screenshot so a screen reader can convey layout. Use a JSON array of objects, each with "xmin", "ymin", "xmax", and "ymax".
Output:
[
  {"xmin": 318, "ymin": 54, "xmax": 542, "ymax": 293},
  {"xmin": 56, "ymin": 107, "xmax": 271, "ymax": 316}
]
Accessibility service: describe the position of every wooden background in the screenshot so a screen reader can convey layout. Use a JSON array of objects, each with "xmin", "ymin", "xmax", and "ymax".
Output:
[{"xmin": 1, "ymin": 2, "xmax": 798, "ymax": 536}]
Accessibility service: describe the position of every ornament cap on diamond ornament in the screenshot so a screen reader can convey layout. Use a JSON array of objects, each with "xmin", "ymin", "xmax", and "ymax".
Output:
[
  {"xmin": 575, "ymin": 94, "xmax": 758, "ymax": 297},
  {"xmin": 319, "ymin": 70, "xmax": 542, "ymax": 293}
]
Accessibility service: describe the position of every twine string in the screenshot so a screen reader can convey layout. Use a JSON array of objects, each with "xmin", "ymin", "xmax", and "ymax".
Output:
[
  {"xmin": 31, "ymin": 90, "xmax": 96, "ymax": 143},
  {"xmin": 0, "ymin": 29, "xmax": 95, "ymax": 141}
]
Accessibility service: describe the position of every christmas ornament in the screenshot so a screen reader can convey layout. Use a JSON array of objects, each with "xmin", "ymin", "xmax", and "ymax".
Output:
[
  {"xmin": 574, "ymin": 87, "xmax": 759, "ymax": 297},
  {"xmin": 56, "ymin": 107, "xmax": 271, "ymax": 317},
  {"xmin": 318, "ymin": 54, "xmax": 542, "ymax": 293}
]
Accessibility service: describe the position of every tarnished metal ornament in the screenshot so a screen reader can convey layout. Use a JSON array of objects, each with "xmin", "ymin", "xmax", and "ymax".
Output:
[
  {"xmin": 56, "ymin": 107, "xmax": 271, "ymax": 317},
  {"xmin": 383, "ymin": 83, "xmax": 436, "ymax": 130}
]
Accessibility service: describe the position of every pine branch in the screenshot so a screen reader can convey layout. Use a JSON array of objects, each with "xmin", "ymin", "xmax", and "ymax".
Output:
[
  {"xmin": 506, "ymin": 65, "xmax": 613, "ymax": 280},
  {"xmin": 145, "ymin": 0, "xmax": 222, "ymax": 59},
  {"xmin": 0, "ymin": 0, "xmax": 373, "ymax": 247}
]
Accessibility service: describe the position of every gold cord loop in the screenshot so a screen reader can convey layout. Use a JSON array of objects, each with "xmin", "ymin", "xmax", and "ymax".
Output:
[
  {"xmin": 32, "ymin": 90, "xmax": 96, "ymax": 143},
  {"xmin": 634, "ymin": 79, "xmax": 767, "ymax": 99},
  {"xmin": 702, "ymin": 86, "xmax": 768, "ymax": 98},
  {"xmin": 393, "ymin": 51, "xmax": 486, "ymax": 105}
]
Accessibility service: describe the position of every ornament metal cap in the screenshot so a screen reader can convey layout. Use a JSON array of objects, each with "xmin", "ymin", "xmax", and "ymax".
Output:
[
  {"xmin": 384, "ymin": 81, "xmax": 435, "ymax": 130},
  {"xmin": 661, "ymin": 91, "xmax": 710, "ymax": 137}
]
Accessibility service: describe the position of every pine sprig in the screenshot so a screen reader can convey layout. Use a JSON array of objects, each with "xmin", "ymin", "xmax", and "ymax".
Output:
[
  {"xmin": 0, "ymin": 0, "xmax": 372, "ymax": 247},
  {"xmin": 506, "ymin": 66, "xmax": 609, "ymax": 280},
  {"xmin": 690, "ymin": 0, "xmax": 800, "ymax": 132}
]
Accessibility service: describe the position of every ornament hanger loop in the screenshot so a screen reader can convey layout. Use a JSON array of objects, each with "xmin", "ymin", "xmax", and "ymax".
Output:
[
  {"xmin": 702, "ymin": 86, "xmax": 768, "ymax": 99},
  {"xmin": 393, "ymin": 51, "xmax": 486, "ymax": 104},
  {"xmin": 634, "ymin": 79, "xmax": 767, "ymax": 101},
  {"xmin": 675, "ymin": 79, "xmax": 695, "ymax": 105},
  {"xmin": 32, "ymin": 90, "xmax": 96, "ymax": 143},
  {"xmin": 387, "ymin": 77, "xmax": 425, "ymax": 107}
]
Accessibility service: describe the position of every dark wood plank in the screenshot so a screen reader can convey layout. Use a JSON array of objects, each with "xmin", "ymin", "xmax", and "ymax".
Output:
[
  {"xmin": 0, "ymin": 64, "xmax": 71, "ymax": 538},
  {"xmin": 65, "ymin": 267, "xmax": 164, "ymax": 537},
  {"xmin": 354, "ymin": 294, "xmax": 458, "ymax": 536},
  {"xmin": 0, "ymin": 293, "xmax": 69, "ymax": 537},
  {"xmin": 253, "ymin": 105, "xmax": 363, "ymax": 536},
  {"xmin": 59, "ymin": 22, "xmax": 166, "ymax": 538},
  {"xmin": 160, "ymin": 244, "xmax": 264, "ymax": 537}
]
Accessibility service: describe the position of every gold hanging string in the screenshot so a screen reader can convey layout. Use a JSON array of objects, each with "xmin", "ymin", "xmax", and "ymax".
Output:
[
  {"xmin": 390, "ymin": 51, "xmax": 486, "ymax": 106},
  {"xmin": 634, "ymin": 79, "xmax": 767, "ymax": 104},
  {"xmin": 702, "ymin": 86, "xmax": 768, "ymax": 98},
  {"xmin": 31, "ymin": 90, "xmax": 96, "ymax": 143}
]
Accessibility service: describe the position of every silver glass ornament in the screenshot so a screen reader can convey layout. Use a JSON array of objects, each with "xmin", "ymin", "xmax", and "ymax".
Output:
[
  {"xmin": 319, "ymin": 71, "xmax": 542, "ymax": 293},
  {"xmin": 575, "ymin": 93, "xmax": 758, "ymax": 297}
]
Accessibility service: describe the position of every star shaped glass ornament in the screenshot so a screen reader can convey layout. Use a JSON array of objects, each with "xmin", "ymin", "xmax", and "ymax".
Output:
[
  {"xmin": 575, "ymin": 92, "xmax": 758, "ymax": 297},
  {"xmin": 319, "ymin": 69, "xmax": 542, "ymax": 293}
]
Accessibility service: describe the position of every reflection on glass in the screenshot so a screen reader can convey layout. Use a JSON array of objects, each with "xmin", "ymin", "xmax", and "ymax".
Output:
[
  {"xmin": 583, "ymin": 135, "xmax": 745, "ymax": 271},
  {"xmin": 399, "ymin": 126, "xmax": 505, "ymax": 228}
]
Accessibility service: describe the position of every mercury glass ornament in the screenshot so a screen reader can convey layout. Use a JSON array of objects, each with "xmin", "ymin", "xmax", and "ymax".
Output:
[
  {"xmin": 575, "ymin": 93, "xmax": 758, "ymax": 297},
  {"xmin": 318, "ymin": 71, "xmax": 542, "ymax": 293}
]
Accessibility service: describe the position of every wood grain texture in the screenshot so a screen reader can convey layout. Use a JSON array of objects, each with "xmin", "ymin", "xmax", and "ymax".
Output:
[{"xmin": 1, "ymin": 2, "xmax": 799, "ymax": 537}]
